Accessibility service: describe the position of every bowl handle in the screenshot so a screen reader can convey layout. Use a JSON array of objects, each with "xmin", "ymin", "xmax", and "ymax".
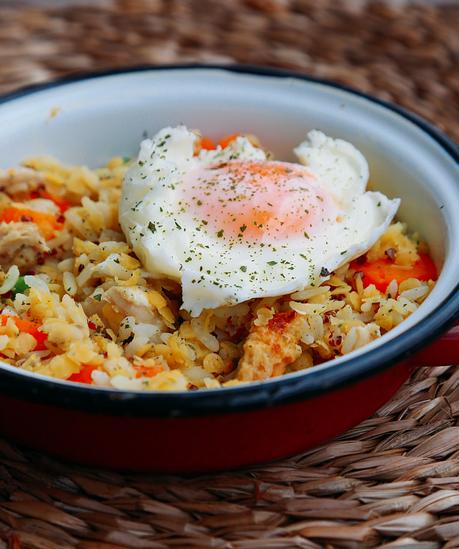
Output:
[{"xmin": 408, "ymin": 324, "xmax": 459, "ymax": 367}]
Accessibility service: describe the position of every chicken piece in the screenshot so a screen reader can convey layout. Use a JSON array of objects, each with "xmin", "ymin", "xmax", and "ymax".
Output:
[
  {"xmin": 0, "ymin": 167, "xmax": 42, "ymax": 199},
  {"xmin": 236, "ymin": 310, "xmax": 306, "ymax": 381},
  {"xmin": 103, "ymin": 286, "xmax": 167, "ymax": 329},
  {"xmin": 0, "ymin": 222, "xmax": 49, "ymax": 270}
]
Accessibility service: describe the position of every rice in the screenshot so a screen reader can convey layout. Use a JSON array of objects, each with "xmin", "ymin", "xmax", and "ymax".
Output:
[
  {"xmin": 0, "ymin": 265, "xmax": 19, "ymax": 295},
  {"xmin": 0, "ymin": 155, "xmax": 437, "ymax": 390}
]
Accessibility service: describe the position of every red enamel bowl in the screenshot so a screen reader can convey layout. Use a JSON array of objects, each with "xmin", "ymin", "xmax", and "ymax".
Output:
[{"xmin": 0, "ymin": 65, "xmax": 457, "ymax": 472}]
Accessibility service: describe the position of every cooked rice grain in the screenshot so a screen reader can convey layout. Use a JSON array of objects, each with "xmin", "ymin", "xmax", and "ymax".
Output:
[{"xmin": 0, "ymin": 157, "xmax": 436, "ymax": 390}]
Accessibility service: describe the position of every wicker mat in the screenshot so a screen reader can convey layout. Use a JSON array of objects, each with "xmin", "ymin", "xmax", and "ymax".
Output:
[{"xmin": 0, "ymin": 1, "xmax": 458, "ymax": 547}]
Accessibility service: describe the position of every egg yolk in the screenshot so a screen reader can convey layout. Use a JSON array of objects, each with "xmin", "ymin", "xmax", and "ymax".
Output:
[{"xmin": 183, "ymin": 160, "xmax": 337, "ymax": 242}]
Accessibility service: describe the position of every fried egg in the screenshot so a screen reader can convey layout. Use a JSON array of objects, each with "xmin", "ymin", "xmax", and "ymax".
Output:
[{"xmin": 120, "ymin": 127, "xmax": 399, "ymax": 316}]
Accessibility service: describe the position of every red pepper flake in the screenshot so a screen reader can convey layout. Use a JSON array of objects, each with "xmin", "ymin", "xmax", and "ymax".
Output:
[
  {"xmin": 268, "ymin": 310, "xmax": 296, "ymax": 331},
  {"xmin": 329, "ymin": 333, "xmax": 342, "ymax": 347},
  {"xmin": 385, "ymin": 247, "xmax": 396, "ymax": 261},
  {"xmin": 87, "ymin": 320, "xmax": 97, "ymax": 331}
]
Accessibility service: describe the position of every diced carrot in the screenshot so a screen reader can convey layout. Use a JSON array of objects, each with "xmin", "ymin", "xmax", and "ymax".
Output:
[
  {"xmin": 133, "ymin": 364, "xmax": 163, "ymax": 379},
  {"xmin": 200, "ymin": 136, "xmax": 216, "ymax": 150},
  {"xmin": 218, "ymin": 134, "xmax": 239, "ymax": 148},
  {"xmin": 0, "ymin": 207, "xmax": 62, "ymax": 240},
  {"xmin": 0, "ymin": 314, "xmax": 48, "ymax": 350},
  {"xmin": 197, "ymin": 134, "xmax": 239, "ymax": 153},
  {"xmin": 68, "ymin": 364, "xmax": 97, "ymax": 384},
  {"xmin": 353, "ymin": 253, "xmax": 437, "ymax": 292}
]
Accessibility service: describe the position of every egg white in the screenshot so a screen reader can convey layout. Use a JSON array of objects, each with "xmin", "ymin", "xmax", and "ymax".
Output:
[{"xmin": 120, "ymin": 126, "xmax": 399, "ymax": 316}]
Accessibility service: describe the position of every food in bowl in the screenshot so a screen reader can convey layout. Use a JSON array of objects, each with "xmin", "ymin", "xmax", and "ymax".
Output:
[{"xmin": 0, "ymin": 128, "xmax": 437, "ymax": 390}]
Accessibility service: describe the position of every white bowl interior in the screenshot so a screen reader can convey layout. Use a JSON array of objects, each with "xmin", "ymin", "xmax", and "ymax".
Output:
[{"xmin": 0, "ymin": 68, "xmax": 457, "ymax": 385}]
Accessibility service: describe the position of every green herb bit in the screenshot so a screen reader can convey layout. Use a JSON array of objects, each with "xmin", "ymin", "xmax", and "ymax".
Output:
[{"xmin": 12, "ymin": 276, "xmax": 29, "ymax": 297}]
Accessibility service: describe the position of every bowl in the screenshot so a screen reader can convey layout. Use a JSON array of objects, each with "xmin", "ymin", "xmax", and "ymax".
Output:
[{"xmin": 0, "ymin": 65, "xmax": 457, "ymax": 471}]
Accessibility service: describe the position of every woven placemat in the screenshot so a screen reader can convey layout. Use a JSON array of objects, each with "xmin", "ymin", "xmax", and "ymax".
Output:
[
  {"xmin": 1, "ymin": 0, "xmax": 459, "ymax": 142},
  {"xmin": 0, "ymin": 1, "xmax": 458, "ymax": 547}
]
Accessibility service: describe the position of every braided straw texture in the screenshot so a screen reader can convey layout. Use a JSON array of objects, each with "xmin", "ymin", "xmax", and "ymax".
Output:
[
  {"xmin": 0, "ymin": 1, "xmax": 458, "ymax": 547},
  {"xmin": 1, "ymin": 367, "xmax": 459, "ymax": 548},
  {"xmin": 0, "ymin": 0, "xmax": 458, "ymax": 140}
]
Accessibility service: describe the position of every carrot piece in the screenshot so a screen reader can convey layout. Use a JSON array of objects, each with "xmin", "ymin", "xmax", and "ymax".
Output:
[
  {"xmin": 200, "ymin": 136, "xmax": 216, "ymax": 150},
  {"xmin": 218, "ymin": 134, "xmax": 239, "ymax": 148},
  {"xmin": 0, "ymin": 207, "xmax": 62, "ymax": 239},
  {"xmin": 68, "ymin": 364, "xmax": 97, "ymax": 384},
  {"xmin": 133, "ymin": 364, "xmax": 163, "ymax": 378},
  {"xmin": 353, "ymin": 253, "xmax": 437, "ymax": 292},
  {"xmin": 0, "ymin": 314, "xmax": 48, "ymax": 350},
  {"xmin": 197, "ymin": 134, "xmax": 238, "ymax": 153}
]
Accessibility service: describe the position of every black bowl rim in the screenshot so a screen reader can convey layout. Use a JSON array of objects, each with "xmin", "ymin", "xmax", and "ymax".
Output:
[{"xmin": 0, "ymin": 63, "xmax": 457, "ymax": 418}]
